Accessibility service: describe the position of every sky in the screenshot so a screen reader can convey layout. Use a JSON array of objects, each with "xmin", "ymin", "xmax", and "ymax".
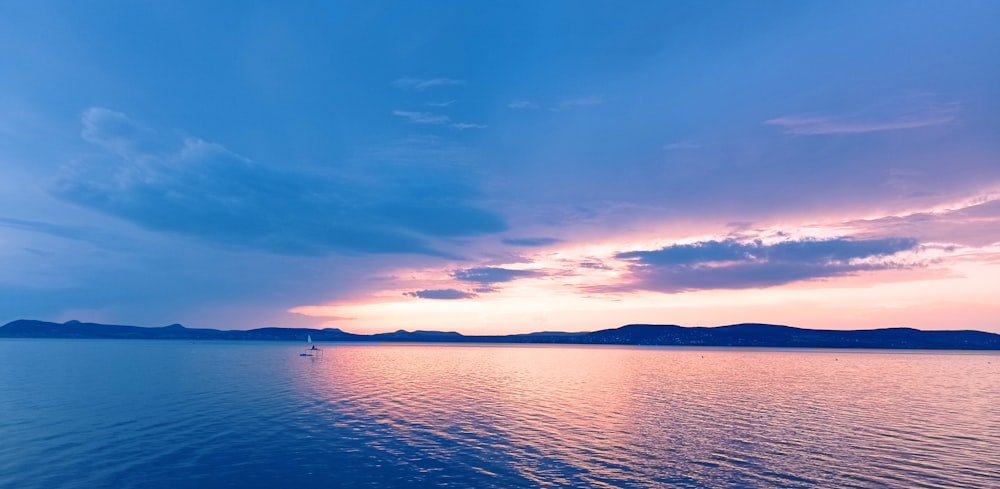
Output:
[{"xmin": 2, "ymin": 1, "xmax": 1000, "ymax": 334}]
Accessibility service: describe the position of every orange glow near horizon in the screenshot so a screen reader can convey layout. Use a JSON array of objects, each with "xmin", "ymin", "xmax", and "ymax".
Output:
[{"xmin": 290, "ymin": 198, "xmax": 1000, "ymax": 335}]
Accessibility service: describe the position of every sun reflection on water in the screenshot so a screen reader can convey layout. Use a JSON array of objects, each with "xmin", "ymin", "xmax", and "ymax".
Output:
[{"xmin": 291, "ymin": 344, "xmax": 999, "ymax": 488}]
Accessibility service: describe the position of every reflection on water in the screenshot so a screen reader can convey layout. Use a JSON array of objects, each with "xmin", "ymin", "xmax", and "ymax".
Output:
[{"xmin": 1, "ymin": 340, "xmax": 998, "ymax": 488}]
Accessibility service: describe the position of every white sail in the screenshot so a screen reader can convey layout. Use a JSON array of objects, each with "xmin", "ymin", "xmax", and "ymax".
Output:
[{"xmin": 307, "ymin": 334, "xmax": 312, "ymax": 343}]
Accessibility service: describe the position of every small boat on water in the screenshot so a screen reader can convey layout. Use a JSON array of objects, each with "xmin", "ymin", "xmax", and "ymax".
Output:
[{"xmin": 299, "ymin": 334, "xmax": 322, "ymax": 357}]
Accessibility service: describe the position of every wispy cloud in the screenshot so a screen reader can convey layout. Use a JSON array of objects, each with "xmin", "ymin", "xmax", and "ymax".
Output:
[
  {"xmin": 1, "ymin": 216, "xmax": 97, "ymax": 242},
  {"xmin": 616, "ymin": 237, "xmax": 919, "ymax": 292},
  {"xmin": 361, "ymin": 135, "xmax": 468, "ymax": 164},
  {"xmin": 451, "ymin": 122, "xmax": 487, "ymax": 130},
  {"xmin": 453, "ymin": 266, "xmax": 539, "ymax": 284},
  {"xmin": 847, "ymin": 196, "xmax": 1000, "ymax": 248},
  {"xmin": 0, "ymin": 216, "xmax": 134, "ymax": 252},
  {"xmin": 578, "ymin": 260, "xmax": 612, "ymax": 270},
  {"xmin": 392, "ymin": 77, "xmax": 464, "ymax": 91},
  {"xmin": 426, "ymin": 100, "xmax": 455, "ymax": 107},
  {"xmin": 404, "ymin": 288, "xmax": 477, "ymax": 300},
  {"xmin": 392, "ymin": 110, "xmax": 450, "ymax": 125},
  {"xmin": 507, "ymin": 96, "xmax": 604, "ymax": 111},
  {"xmin": 663, "ymin": 141, "xmax": 701, "ymax": 150},
  {"xmin": 765, "ymin": 114, "xmax": 956, "ymax": 135},
  {"xmin": 391, "ymin": 111, "xmax": 485, "ymax": 130},
  {"xmin": 502, "ymin": 237, "xmax": 561, "ymax": 247},
  {"xmin": 507, "ymin": 100, "xmax": 539, "ymax": 110},
  {"xmin": 766, "ymin": 95, "xmax": 959, "ymax": 135}
]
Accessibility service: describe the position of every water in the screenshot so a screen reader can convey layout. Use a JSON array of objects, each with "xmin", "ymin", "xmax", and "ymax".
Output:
[{"xmin": 0, "ymin": 340, "xmax": 997, "ymax": 488}]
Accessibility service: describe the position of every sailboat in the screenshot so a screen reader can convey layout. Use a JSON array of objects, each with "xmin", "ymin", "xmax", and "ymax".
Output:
[{"xmin": 299, "ymin": 334, "xmax": 322, "ymax": 357}]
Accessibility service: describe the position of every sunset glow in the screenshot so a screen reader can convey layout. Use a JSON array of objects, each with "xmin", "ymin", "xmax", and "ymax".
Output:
[
  {"xmin": 290, "ymin": 197, "xmax": 1000, "ymax": 334},
  {"xmin": 2, "ymin": 1, "xmax": 998, "ymax": 333}
]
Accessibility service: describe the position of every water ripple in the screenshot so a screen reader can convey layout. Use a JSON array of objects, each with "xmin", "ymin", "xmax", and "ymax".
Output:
[{"xmin": 1, "ymin": 340, "xmax": 997, "ymax": 488}]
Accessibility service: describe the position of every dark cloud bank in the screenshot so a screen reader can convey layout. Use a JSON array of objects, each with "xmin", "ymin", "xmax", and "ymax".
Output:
[
  {"xmin": 403, "ymin": 289, "xmax": 477, "ymax": 300},
  {"xmin": 616, "ymin": 237, "xmax": 918, "ymax": 292},
  {"xmin": 52, "ymin": 108, "xmax": 506, "ymax": 257}
]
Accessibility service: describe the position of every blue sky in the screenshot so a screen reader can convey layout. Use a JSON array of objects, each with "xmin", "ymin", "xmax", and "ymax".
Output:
[{"xmin": 3, "ymin": 1, "xmax": 1000, "ymax": 333}]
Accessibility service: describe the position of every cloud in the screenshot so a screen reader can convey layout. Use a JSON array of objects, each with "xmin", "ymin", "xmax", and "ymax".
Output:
[
  {"xmin": 52, "ymin": 108, "xmax": 506, "ymax": 257},
  {"xmin": 615, "ymin": 237, "xmax": 919, "ymax": 292},
  {"xmin": 404, "ymin": 288, "xmax": 477, "ymax": 300},
  {"xmin": 452, "ymin": 266, "xmax": 539, "ymax": 283},
  {"xmin": 766, "ymin": 95, "xmax": 959, "ymax": 135},
  {"xmin": 426, "ymin": 100, "xmax": 456, "ymax": 107},
  {"xmin": 361, "ymin": 135, "xmax": 468, "ymax": 164},
  {"xmin": 508, "ymin": 96, "xmax": 604, "ymax": 111},
  {"xmin": 391, "ymin": 77, "xmax": 464, "ymax": 91},
  {"xmin": 391, "ymin": 112, "xmax": 484, "ymax": 130},
  {"xmin": 451, "ymin": 122, "xmax": 488, "ymax": 130},
  {"xmin": 663, "ymin": 141, "xmax": 701, "ymax": 150},
  {"xmin": 508, "ymin": 100, "xmax": 539, "ymax": 110},
  {"xmin": 0, "ymin": 216, "xmax": 112, "ymax": 245},
  {"xmin": 847, "ymin": 197, "xmax": 1000, "ymax": 248},
  {"xmin": 502, "ymin": 237, "xmax": 561, "ymax": 247},
  {"xmin": 765, "ymin": 115, "xmax": 955, "ymax": 135},
  {"xmin": 392, "ymin": 110, "xmax": 450, "ymax": 125}
]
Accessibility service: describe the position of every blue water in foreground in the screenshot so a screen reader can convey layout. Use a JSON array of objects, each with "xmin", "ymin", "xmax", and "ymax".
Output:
[{"xmin": 1, "ymin": 340, "xmax": 997, "ymax": 488}]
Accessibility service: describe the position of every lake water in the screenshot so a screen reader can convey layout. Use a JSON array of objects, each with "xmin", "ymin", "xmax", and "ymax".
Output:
[{"xmin": 0, "ymin": 340, "xmax": 997, "ymax": 488}]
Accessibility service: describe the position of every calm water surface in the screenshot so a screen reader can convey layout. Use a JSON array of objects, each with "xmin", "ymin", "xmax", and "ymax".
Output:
[{"xmin": 0, "ymin": 340, "xmax": 997, "ymax": 488}]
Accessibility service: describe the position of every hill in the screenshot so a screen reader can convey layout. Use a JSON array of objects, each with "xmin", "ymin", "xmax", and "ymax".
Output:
[{"xmin": 1, "ymin": 319, "xmax": 998, "ymax": 350}]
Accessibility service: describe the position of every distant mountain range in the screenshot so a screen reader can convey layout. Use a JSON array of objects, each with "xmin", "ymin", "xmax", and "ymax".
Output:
[{"xmin": 2, "ymin": 319, "xmax": 999, "ymax": 350}]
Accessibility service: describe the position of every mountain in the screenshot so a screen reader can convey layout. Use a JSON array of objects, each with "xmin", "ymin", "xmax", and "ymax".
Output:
[
  {"xmin": 371, "ymin": 329, "xmax": 465, "ymax": 341},
  {"xmin": 577, "ymin": 323, "xmax": 1000, "ymax": 349},
  {"xmin": 0, "ymin": 320, "xmax": 361, "ymax": 341},
  {"xmin": 1, "ymin": 319, "xmax": 998, "ymax": 350}
]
